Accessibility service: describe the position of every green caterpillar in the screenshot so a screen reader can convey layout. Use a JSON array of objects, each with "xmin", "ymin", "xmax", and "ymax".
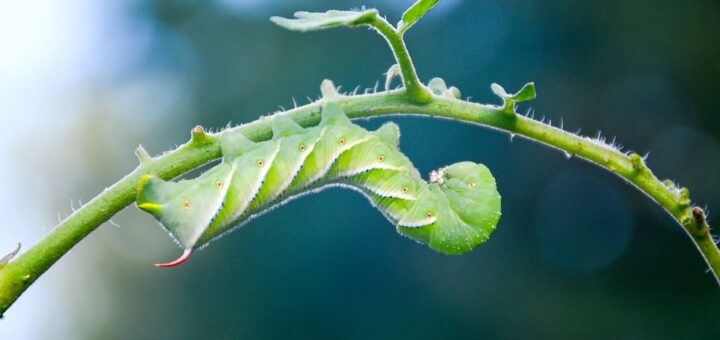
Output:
[{"xmin": 137, "ymin": 102, "xmax": 501, "ymax": 267}]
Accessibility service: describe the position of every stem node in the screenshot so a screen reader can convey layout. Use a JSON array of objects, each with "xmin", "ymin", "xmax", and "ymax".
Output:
[
  {"xmin": 369, "ymin": 16, "xmax": 432, "ymax": 104},
  {"xmin": 320, "ymin": 79, "xmax": 340, "ymax": 100},
  {"xmin": 693, "ymin": 207, "xmax": 706, "ymax": 222},
  {"xmin": 135, "ymin": 145, "xmax": 153, "ymax": 165},
  {"xmin": 190, "ymin": 125, "xmax": 213, "ymax": 146},
  {"xmin": 0, "ymin": 243, "xmax": 21, "ymax": 270},
  {"xmin": 630, "ymin": 153, "xmax": 645, "ymax": 171}
]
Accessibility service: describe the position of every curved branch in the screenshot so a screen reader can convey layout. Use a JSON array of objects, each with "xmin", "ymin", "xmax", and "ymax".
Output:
[{"xmin": 1, "ymin": 87, "xmax": 718, "ymax": 317}]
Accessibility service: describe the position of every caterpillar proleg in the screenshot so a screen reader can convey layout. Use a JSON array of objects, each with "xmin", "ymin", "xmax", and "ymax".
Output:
[{"xmin": 137, "ymin": 102, "xmax": 501, "ymax": 267}]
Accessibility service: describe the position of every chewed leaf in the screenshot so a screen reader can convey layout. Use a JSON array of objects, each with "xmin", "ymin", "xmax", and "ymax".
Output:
[
  {"xmin": 271, "ymin": 9, "xmax": 378, "ymax": 32},
  {"xmin": 398, "ymin": 0, "xmax": 439, "ymax": 33},
  {"xmin": 491, "ymin": 82, "xmax": 536, "ymax": 113},
  {"xmin": 0, "ymin": 243, "xmax": 21, "ymax": 270}
]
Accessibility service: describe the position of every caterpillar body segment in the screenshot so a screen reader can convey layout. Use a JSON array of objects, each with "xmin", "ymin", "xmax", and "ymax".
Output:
[{"xmin": 137, "ymin": 102, "xmax": 501, "ymax": 266}]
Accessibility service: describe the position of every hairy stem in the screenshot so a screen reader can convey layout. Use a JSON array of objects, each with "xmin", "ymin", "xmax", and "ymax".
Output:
[
  {"xmin": 368, "ymin": 16, "xmax": 432, "ymax": 103},
  {"xmin": 1, "ymin": 88, "xmax": 718, "ymax": 316}
]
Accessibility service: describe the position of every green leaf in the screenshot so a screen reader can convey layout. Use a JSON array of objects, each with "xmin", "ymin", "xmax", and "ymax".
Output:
[
  {"xmin": 510, "ymin": 82, "xmax": 537, "ymax": 102},
  {"xmin": 492, "ymin": 82, "xmax": 536, "ymax": 103},
  {"xmin": 398, "ymin": 0, "xmax": 440, "ymax": 33},
  {"xmin": 491, "ymin": 82, "xmax": 536, "ymax": 114},
  {"xmin": 270, "ymin": 9, "xmax": 378, "ymax": 32},
  {"xmin": 491, "ymin": 83, "xmax": 509, "ymax": 98},
  {"xmin": 427, "ymin": 77, "xmax": 448, "ymax": 95}
]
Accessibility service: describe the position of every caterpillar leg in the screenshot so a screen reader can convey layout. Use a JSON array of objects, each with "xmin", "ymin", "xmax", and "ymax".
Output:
[{"xmin": 154, "ymin": 248, "xmax": 193, "ymax": 268}]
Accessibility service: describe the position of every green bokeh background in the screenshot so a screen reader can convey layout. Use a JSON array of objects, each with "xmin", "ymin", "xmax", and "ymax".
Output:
[{"xmin": 1, "ymin": 0, "xmax": 719, "ymax": 338}]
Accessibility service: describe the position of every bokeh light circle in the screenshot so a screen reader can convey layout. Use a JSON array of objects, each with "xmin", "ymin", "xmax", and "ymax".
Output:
[{"xmin": 533, "ymin": 172, "xmax": 633, "ymax": 275}]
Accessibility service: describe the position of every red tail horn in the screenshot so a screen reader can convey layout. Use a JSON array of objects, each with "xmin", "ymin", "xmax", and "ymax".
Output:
[{"xmin": 154, "ymin": 249, "xmax": 192, "ymax": 268}]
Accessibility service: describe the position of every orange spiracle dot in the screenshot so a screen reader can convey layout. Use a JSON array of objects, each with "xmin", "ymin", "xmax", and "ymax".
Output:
[
  {"xmin": 339, "ymin": 137, "xmax": 345, "ymax": 145},
  {"xmin": 257, "ymin": 159, "xmax": 264, "ymax": 167},
  {"xmin": 183, "ymin": 200, "xmax": 190, "ymax": 209},
  {"xmin": 299, "ymin": 144, "xmax": 306, "ymax": 151},
  {"xmin": 215, "ymin": 180, "xmax": 223, "ymax": 189},
  {"xmin": 401, "ymin": 186, "xmax": 409, "ymax": 193},
  {"xmin": 468, "ymin": 183, "xmax": 476, "ymax": 189},
  {"xmin": 378, "ymin": 155, "xmax": 385, "ymax": 162},
  {"xmin": 426, "ymin": 212, "xmax": 433, "ymax": 219}
]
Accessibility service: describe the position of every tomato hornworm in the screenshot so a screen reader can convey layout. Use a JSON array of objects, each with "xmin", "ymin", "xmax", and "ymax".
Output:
[{"xmin": 137, "ymin": 102, "xmax": 501, "ymax": 267}]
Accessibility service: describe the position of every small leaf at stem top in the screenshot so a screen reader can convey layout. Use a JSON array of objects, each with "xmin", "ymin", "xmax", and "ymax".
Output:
[
  {"xmin": 491, "ymin": 83, "xmax": 509, "ymax": 98},
  {"xmin": 398, "ymin": 0, "xmax": 440, "ymax": 33},
  {"xmin": 271, "ymin": 9, "xmax": 378, "ymax": 32},
  {"xmin": 509, "ymin": 83, "xmax": 536, "ymax": 102},
  {"xmin": 491, "ymin": 82, "xmax": 536, "ymax": 114}
]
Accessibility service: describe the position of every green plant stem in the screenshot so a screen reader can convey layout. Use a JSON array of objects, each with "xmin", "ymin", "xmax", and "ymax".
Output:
[
  {"xmin": 1, "ymin": 89, "xmax": 718, "ymax": 317},
  {"xmin": 368, "ymin": 16, "xmax": 432, "ymax": 103}
]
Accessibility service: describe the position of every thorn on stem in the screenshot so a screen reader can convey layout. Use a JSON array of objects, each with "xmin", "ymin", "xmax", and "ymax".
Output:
[
  {"xmin": 693, "ymin": 207, "xmax": 706, "ymax": 223},
  {"xmin": 320, "ymin": 79, "xmax": 340, "ymax": 100},
  {"xmin": 384, "ymin": 64, "xmax": 401, "ymax": 92},
  {"xmin": 679, "ymin": 188, "xmax": 691, "ymax": 208},
  {"xmin": 630, "ymin": 153, "xmax": 646, "ymax": 172},
  {"xmin": 0, "ymin": 243, "xmax": 21, "ymax": 269},
  {"xmin": 191, "ymin": 125, "xmax": 205, "ymax": 136},
  {"xmin": 690, "ymin": 207, "xmax": 712, "ymax": 238},
  {"xmin": 190, "ymin": 125, "xmax": 213, "ymax": 145},
  {"xmin": 135, "ymin": 145, "xmax": 153, "ymax": 165}
]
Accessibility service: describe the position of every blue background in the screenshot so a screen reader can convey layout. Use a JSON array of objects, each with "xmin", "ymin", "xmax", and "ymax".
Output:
[{"xmin": 1, "ymin": 0, "xmax": 719, "ymax": 338}]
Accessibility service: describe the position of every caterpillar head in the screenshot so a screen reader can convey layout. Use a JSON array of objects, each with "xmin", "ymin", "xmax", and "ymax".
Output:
[{"xmin": 397, "ymin": 162, "xmax": 501, "ymax": 255}]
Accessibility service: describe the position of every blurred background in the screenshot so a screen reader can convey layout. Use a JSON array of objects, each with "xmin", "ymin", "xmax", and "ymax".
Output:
[{"xmin": 1, "ymin": 0, "xmax": 719, "ymax": 338}]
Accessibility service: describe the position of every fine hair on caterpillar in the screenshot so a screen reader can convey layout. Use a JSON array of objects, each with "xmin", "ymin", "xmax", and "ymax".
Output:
[{"xmin": 137, "ymin": 102, "xmax": 501, "ymax": 267}]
